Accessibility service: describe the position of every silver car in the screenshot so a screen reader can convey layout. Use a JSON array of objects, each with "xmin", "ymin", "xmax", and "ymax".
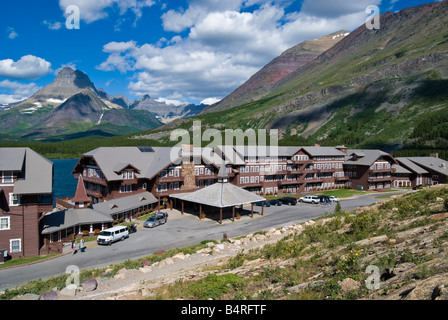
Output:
[{"xmin": 143, "ymin": 213, "xmax": 167, "ymax": 228}]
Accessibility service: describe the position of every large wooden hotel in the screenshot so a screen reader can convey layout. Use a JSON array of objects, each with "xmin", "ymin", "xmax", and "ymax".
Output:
[{"xmin": 1, "ymin": 145, "xmax": 447, "ymax": 257}]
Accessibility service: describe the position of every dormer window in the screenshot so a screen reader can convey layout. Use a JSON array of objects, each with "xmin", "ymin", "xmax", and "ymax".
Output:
[{"xmin": 122, "ymin": 171, "xmax": 134, "ymax": 179}]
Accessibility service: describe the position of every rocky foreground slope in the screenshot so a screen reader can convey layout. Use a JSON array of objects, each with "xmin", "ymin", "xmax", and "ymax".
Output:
[{"xmin": 6, "ymin": 185, "xmax": 448, "ymax": 301}]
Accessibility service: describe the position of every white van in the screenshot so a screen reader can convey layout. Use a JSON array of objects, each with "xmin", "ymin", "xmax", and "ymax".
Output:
[
  {"xmin": 299, "ymin": 195, "xmax": 320, "ymax": 204},
  {"xmin": 97, "ymin": 226, "xmax": 129, "ymax": 246}
]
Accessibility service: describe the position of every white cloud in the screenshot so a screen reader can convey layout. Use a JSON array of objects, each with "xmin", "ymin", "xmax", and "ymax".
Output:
[
  {"xmin": 0, "ymin": 80, "xmax": 41, "ymax": 105},
  {"xmin": 200, "ymin": 97, "xmax": 221, "ymax": 105},
  {"xmin": 300, "ymin": 0, "xmax": 382, "ymax": 18},
  {"xmin": 155, "ymin": 97, "xmax": 185, "ymax": 106},
  {"xmin": 6, "ymin": 27, "xmax": 18, "ymax": 39},
  {"xmin": 59, "ymin": 0, "xmax": 155, "ymax": 24},
  {"xmin": 43, "ymin": 20, "xmax": 63, "ymax": 30},
  {"xmin": 98, "ymin": 0, "xmax": 375, "ymax": 103},
  {"xmin": 0, "ymin": 55, "xmax": 52, "ymax": 80}
]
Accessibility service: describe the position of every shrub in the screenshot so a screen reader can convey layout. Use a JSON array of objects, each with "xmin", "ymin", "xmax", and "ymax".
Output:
[
  {"xmin": 187, "ymin": 274, "xmax": 244, "ymax": 300},
  {"xmin": 336, "ymin": 247, "xmax": 364, "ymax": 278}
]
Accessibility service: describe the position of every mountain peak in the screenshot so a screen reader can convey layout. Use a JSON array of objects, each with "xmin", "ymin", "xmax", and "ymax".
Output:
[{"xmin": 32, "ymin": 67, "xmax": 97, "ymax": 101}]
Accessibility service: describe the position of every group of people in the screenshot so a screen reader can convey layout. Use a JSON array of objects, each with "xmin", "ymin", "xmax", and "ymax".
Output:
[{"xmin": 71, "ymin": 238, "xmax": 85, "ymax": 255}]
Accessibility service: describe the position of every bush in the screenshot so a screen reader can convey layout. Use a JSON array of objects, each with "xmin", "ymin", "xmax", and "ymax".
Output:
[{"xmin": 187, "ymin": 274, "xmax": 244, "ymax": 300}]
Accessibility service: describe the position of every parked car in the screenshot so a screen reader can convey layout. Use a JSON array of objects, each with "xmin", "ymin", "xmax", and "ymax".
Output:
[
  {"xmin": 254, "ymin": 200, "xmax": 271, "ymax": 207},
  {"xmin": 269, "ymin": 199, "xmax": 282, "ymax": 206},
  {"xmin": 329, "ymin": 196, "xmax": 339, "ymax": 202},
  {"xmin": 97, "ymin": 226, "xmax": 130, "ymax": 246},
  {"xmin": 280, "ymin": 197, "xmax": 297, "ymax": 205},
  {"xmin": 317, "ymin": 195, "xmax": 327, "ymax": 203},
  {"xmin": 299, "ymin": 195, "xmax": 320, "ymax": 204},
  {"xmin": 144, "ymin": 213, "xmax": 167, "ymax": 228}
]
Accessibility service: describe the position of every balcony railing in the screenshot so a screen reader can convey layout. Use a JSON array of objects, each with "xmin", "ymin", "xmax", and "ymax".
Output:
[{"xmin": 83, "ymin": 175, "xmax": 108, "ymax": 187}]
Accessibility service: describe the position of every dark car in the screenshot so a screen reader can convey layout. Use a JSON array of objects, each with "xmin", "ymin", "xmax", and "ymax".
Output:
[
  {"xmin": 317, "ymin": 195, "xmax": 327, "ymax": 203},
  {"xmin": 280, "ymin": 197, "xmax": 297, "ymax": 205},
  {"xmin": 254, "ymin": 200, "xmax": 271, "ymax": 207},
  {"xmin": 269, "ymin": 199, "xmax": 282, "ymax": 206}
]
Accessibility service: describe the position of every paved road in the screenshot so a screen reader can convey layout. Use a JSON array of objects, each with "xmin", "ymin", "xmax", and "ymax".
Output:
[{"xmin": 0, "ymin": 191, "xmax": 406, "ymax": 291}]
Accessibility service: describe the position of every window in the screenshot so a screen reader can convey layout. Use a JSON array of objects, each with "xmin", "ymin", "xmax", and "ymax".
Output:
[
  {"xmin": 120, "ymin": 185, "xmax": 132, "ymax": 193},
  {"xmin": 10, "ymin": 239, "xmax": 21, "ymax": 253},
  {"xmin": 142, "ymin": 183, "xmax": 147, "ymax": 190},
  {"xmin": 9, "ymin": 193, "xmax": 20, "ymax": 206},
  {"xmin": 1, "ymin": 171, "xmax": 13, "ymax": 184},
  {"xmin": 157, "ymin": 183, "xmax": 167, "ymax": 192},
  {"xmin": 0, "ymin": 217, "xmax": 10, "ymax": 230},
  {"xmin": 245, "ymin": 177, "xmax": 249, "ymax": 183},
  {"xmin": 240, "ymin": 177, "xmax": 244, "ymax": 184}
]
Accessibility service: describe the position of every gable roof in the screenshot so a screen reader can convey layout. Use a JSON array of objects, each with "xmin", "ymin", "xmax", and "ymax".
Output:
[
  {"xmin": 0, "ymin": 148, "xmax": 53, "ymax": 195},
  {"xmin": 344, "ymin": 149, "xmax": 395, "ymax": 166},
  {"xmin": 74, "ymin": 147, "xmax": 174, "ymax": 182},
  {"xmin": 170, "ymin": 182, "xmax": 265, "ymax": 208},
  {"xmin": 300, "ymin": 146, "xmax": 346, "ymax": 157},
  {"xmin": 405, "ymin": 157, "xmax": 448, "ymax": 176},
  {"xmin": 395, "ymin": 157, "xmax": 428, "ymax": 175},
  {"xmin": 0, "ymin": 148, "xmax": 26, "ymax": 171},
  {"xmin": 41, "ymin": 208, "xmax": 114, "ymax": 235},
  {"xmin": 93, "ymin": 191, "xmax": 157, "ymax": 216}
]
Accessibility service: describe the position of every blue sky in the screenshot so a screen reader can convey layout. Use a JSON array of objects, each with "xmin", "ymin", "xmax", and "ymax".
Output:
[{"xmin": 0, "ymin": 0, "xmax": 440, "ymax": 106}]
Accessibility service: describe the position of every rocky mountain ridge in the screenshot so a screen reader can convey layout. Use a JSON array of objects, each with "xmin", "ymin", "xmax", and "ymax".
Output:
[{"xmin": 203, "ymin": 30, "xmax": 350, "ymax": 113}]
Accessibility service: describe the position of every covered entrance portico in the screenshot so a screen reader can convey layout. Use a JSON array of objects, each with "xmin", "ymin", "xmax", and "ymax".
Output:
[{"xmin": 170, "ymin": 168, "xmax": 266, "ymax": 224}]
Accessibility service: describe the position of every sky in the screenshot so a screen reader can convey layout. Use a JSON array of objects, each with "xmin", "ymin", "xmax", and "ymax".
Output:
[{"xmin": 0, "ymin": 0, "xmax": 441, "ymax": 106}]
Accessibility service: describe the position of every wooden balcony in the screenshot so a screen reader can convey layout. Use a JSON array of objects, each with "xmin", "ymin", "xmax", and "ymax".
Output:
[
  {"xmin": 368, "ymin": 176, "xmax": 393, "ymax": 183},
  {"xmin": 158, "ymin": 176, "xmax": 185, "ymax": 183},
  {"xmin": 82, "ymin": 175, "xmax": 108, "ymax": 187},
  {"xmin": 195, "ymin": 174, "xmax": 217, "ymax": 181},
  {"xmin": 279, "ymin": 179, "xmax": 302, "ymax": 186},
  {"xmin": 86, "ymin": 189, "xmax": 103, "ymax": 198}
]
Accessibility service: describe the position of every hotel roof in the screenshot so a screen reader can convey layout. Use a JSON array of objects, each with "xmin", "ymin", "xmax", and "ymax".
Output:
[
  {"xmin": 170, "ymin": 181, "xmax": 265, "ymax": 208},
  {"xmin": 0, "ymin": 147, "xmax": 53, "ymax": 195},
  {"xmin": 344, "ymin": 149, "xmax": 395, "ymax": 166}
]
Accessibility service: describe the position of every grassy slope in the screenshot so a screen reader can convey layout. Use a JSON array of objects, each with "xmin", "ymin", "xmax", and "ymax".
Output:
[{"xmin": 2, "ymin": 186, "xmax": 448, "ymax": 300}]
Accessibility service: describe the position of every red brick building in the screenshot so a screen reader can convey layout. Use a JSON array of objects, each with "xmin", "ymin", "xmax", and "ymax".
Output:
[{"xmin": 0, "ymin": 148, "xmax": 53, "ymax": 258}]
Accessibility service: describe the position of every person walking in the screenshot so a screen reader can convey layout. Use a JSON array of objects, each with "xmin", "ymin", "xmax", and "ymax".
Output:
[
  {"xmin": 71, "ymin": 240, "xmax": 76, "ymax": 255},
  {"xmin": 79, "ymin": 238, "xmax": 85, "ymax": 253}
]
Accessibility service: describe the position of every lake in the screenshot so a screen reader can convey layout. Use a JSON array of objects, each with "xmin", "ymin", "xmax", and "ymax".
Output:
[{"xmin": 52, "ymin": 158, "xmax": 79, "ymax": 200}]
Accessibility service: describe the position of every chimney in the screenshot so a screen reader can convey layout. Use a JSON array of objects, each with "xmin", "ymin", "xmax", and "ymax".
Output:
[
  {"xmin": 335, "ymin": 145, "xmax": 347, "ymax": 154},
  {"xmin": 430, "ymin": 153, "xmax": 439, "ymax": 158}
]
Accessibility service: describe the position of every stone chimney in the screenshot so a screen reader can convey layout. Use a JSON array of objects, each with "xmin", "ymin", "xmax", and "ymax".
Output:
[{"xmin": 430, "ymin": 153, "xmax": 439, "ymax": 158}]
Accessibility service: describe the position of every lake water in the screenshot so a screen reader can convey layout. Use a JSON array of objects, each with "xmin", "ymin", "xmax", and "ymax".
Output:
[{"xmin": 52, "ymin": 158, "xmax": 79, "ymax": 199}]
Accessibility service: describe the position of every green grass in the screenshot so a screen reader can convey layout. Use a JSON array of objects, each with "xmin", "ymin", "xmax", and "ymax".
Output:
[{"xmin": 0, "ymin": 253, "xmax": 61, "ymax": 270}]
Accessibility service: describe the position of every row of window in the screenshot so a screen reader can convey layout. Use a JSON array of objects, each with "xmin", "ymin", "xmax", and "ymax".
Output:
[
  {"xmin": 0, "ymin": 217, "xmax": 22, "ymax": 253},
  {"xmin": 370, "ymin": 162, "xmax": 392, "ymax": 170}
]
